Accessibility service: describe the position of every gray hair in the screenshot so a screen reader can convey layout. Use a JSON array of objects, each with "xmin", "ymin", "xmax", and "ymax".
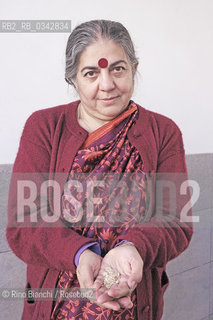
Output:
[{"xmin": 65, "ymin": 19, "xmax": 138, "ymax": 86}]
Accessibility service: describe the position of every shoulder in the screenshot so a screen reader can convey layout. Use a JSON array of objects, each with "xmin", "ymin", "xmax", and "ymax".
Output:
[
  {"xmin": 134, "ymin": 102, "xmax": 185, "ymax": 155},
  {"xmin": 25, "ymin": 100, "xmax": 78, "ymax": 128},
  {"xmin": 22, "ymin": 100, "xmax": 79, "ymax": 141},
  {"xmin": 136, "ymin": 103, "xmax": 181, "ymax": 135}
]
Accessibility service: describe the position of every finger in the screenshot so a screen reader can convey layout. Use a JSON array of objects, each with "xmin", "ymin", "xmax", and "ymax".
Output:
[
  {"xmin": 127, "ymin": 280, "xmax": 137, "ymax": 291},
  {"xmin": 96, "ymin": 291, "xmax": 115, "ymax": 304},
  {"xmin": 107, "ymin": 281, "xmax": 131, "ymax": 299},
  {"xmin": 100, "ymin": 301, "xmax": 121, "ymax": 311},
  {"xmin": 127, "ymin": 258, "xmax": 143, "ymax": 288},
  {"xmin": 117, "ymin": 296, "xmax": 133, "ymax": 309},
  {"xmin": 127, "ymin": 274, "xmax": 142, "ymax": 290},
  {"xmin": 93, "ymin": 273, "xmax": 104, "ymax": 291},
  {"xmin": 97, "ymin": 283, "xmax": 130, "ymax": 303},
  {"xmin": 95, "ymin": 285, "xmax": 107, "ymax": 300},
  {"xmin": 90, "ymin": 299, "xmax": 121, "ymax": 311}
]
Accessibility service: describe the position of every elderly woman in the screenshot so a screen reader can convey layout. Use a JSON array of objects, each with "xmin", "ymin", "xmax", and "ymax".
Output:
[{"xmin": 7, "ymin": 20, "xmax": 193, "ymax": 320}]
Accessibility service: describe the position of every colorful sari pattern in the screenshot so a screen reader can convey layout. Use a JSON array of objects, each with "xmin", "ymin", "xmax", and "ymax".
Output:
[{"xmin": 50, "ymin": 102, "xmax": 147, "ymax": 320}]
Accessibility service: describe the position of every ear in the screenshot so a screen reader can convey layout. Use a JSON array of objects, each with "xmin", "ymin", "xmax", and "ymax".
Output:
[
  {"xmin": 72, "ymin": 77, "xmax": 78, "ymax": 90},
  {"xmin": 133, "ymin": 63, "xmax": 138, "ymax": 74},
  {"xmin": 65, "ymin": 77, "xmax": 76, "ymax": 88}
]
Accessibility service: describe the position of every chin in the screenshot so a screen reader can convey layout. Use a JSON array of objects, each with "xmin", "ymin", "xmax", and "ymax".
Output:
[{"xmin": 101, "ymin": 108, "xmax": 126, "ymax": 119}]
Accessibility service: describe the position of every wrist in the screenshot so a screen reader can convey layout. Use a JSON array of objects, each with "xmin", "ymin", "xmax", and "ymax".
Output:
[
  {"xmin": 75, "ymin": 242, "xmax": 101, "ymax": 267},
  {"xmin": 78, "ymin": 248, "xmax": 90, "ymax": 265},
  {"xmin": 116, "ymin": 241, "xmax": 135, "ymax": 248}
]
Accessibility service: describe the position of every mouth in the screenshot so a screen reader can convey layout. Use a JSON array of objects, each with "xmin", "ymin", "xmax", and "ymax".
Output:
[{"xmin": 100, "ymin": 96, "xmax": 119, "ymax": 103}]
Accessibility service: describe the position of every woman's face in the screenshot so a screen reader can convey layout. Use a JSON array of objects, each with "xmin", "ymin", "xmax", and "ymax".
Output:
[{"xmin": 74, "ymin": 38, "xmax": 136, "ymax": 122}]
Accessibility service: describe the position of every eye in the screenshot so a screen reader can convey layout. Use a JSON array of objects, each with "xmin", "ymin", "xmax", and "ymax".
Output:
[
  {"xmin": 113, "ymin": 66, "xmax": 125, "ymax": 72},
  {"xmin": 84, "ymin": 71, "xmax": 97, "ymax": 78},
  {"xmin": 111, "ymin": 66, "xmax": 126, "ymax": 75}
]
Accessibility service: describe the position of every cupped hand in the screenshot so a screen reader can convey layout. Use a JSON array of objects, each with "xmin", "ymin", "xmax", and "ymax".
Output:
[
  {"xmin": 94, "ymin": 244, "xmax": 143, "ymax": 307},
  {"xmin": 76, "ymin": 249, "xmax": 121, "ymax": 311}
]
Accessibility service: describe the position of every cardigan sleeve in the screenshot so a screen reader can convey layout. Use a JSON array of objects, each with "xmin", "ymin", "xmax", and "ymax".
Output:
[
  {"xmin": 111, "ymin": 121, "xmax": 193, "ymax": 270},
  {"xmin": 6, "ymin": 112, "xmax": 97, "ymax": 273}
]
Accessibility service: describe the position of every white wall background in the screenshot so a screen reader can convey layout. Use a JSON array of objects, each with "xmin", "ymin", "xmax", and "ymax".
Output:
[{"xmin": 0, "ymin": 0, "xmax": 212, "ymax": 163}]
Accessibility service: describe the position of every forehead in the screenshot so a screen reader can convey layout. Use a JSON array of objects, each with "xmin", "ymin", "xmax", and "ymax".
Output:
[{"xmin": 78, "ymin": 39, "xmax": 129, "ymax": 67}]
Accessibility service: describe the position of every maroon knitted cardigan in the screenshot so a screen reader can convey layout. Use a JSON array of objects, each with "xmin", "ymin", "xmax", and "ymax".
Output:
[{"xmin": 7, "ymin": 100, "xmax": 193, "ymax": 320}]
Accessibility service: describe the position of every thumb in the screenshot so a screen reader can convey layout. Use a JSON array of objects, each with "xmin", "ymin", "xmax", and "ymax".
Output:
[
  {"xmin": 128, "ymin": 279, "xmax": 137, "ymax": 290},
  {"xmin": 127, "ymin": 258, "xmax": 143, "ymax": 289}
]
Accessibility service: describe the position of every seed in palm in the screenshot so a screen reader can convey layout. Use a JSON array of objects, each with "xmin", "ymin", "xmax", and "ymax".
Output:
[{"xmin": 103, "ymin": 267, "xmax": 120, "ymax": 289}]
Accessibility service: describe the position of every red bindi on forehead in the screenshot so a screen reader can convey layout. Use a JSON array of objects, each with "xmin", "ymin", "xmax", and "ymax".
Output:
[{"xmin": 98, "ymin": 58, "xmax": 108, "ymax": 68}]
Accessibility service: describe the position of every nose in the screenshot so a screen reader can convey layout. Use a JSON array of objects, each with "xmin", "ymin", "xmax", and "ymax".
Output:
[{"xmin": 99, "ymin": 70, "xmax": 115, "ymax": 91}]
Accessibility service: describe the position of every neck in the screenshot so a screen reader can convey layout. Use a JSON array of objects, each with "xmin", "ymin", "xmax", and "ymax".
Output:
[{"xmin": 77, "ymin": 103, "xmax": 109, "ymax": 133}]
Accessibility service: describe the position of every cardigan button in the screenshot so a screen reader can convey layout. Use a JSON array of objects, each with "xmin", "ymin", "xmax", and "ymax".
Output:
[{"xmin": 132, "ymin": 130, "xmax": 141, "ymax": 138}]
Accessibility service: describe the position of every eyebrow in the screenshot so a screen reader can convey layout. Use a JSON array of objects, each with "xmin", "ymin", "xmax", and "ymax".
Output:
[{"xmin": 80, "ymin": 60, "xmax": 128, "ymax": 73}]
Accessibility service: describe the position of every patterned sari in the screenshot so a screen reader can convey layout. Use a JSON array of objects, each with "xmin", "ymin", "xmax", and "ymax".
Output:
[{"xmin": 50, "ymin": 101, "xmax": 147, "ymax": 320}]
